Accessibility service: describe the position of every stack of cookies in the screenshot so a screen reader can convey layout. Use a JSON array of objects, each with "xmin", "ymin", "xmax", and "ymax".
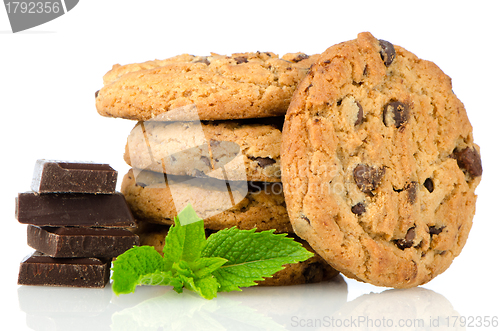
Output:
[
  {"xmin": 95, "ymin": 33, "xmax": 483, "ymax": 289},
  {"xmin": 16, "ymin": 160, "xmax": 139, "ymax": 288},
  {"xmin": 95, "ymin": 51, "xmax": 339, "ymax": 285}
]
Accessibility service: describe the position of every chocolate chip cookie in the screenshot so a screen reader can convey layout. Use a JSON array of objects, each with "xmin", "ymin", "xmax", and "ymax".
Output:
[
  {"xmin": 281, "ymin": 32, "xmax": 482, "ymax": 288},
  {"xmin": 124, "ymin": 118, "xmax": 283, "ymax": 182},
  {"xmin": 121, "ymin": 169, "xmax": 292, "ymax": 233},
  {"xmin": 137, "ymin": 223, "xmax": 338, "ymax": 286},
  {"xmin": 96, "ymin": 52, "xmax": 319, "ymax": 121}
]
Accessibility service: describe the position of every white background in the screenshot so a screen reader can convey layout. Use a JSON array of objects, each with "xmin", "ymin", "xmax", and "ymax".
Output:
[{"xmin": 1, "ymin": 1, "xmax": 499, "ymax": 330}]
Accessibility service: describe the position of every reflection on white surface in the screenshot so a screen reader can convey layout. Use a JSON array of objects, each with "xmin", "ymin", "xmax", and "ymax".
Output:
[
  {"xmin": 17, "ymin": 276, "xmax": 463, "ymax": 331},
  {"xmin": 329, "ymin": 287, "xmax": 464, "ymax": 331}
]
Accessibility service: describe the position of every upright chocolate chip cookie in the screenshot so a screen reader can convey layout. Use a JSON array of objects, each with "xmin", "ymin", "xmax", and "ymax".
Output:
[
  {"xmin": 96, "ymin": 52, "xmax": 318, "ymax": 121},
  {"xmin": 281, "ymin": 32, "xmax": 482, "ymax": 288},
  {"xmin": 124, "ymin": 118, "xmax": 283, "ymax": 182}
]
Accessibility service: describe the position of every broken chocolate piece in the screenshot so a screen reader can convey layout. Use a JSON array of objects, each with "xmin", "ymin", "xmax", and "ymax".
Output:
[
  {"xmin": 354, "ymin": 101, "xmax": 364, "ymax": 126},
  {"xmin": 234, "ymin": 56, "xmax": 248, "ymax": 64},
  {"xmin": 406, "ymin": 181, "xmax": 418, "ymax": 204},
  {"xmin": 383, "ymin": 101, "xmax": 410, "ymax": 128},
  {"xmin": 193, "ymin": 56, "xmax": 210, "ymax": 65},
  {"xmin": 351, "ymin": 202, "xmax": 366, "ymax": 215},
  {"xmin": 16, "ymin": 192, "xmax": 136, "ymax": 228},
  {"xmin": 429, "ymin": 225, "xmax": 445, "ymax": 236},
  {"xmin": 452, "ymin": 147, "xmax": 483, "ymax": 177},
  {"xmin": 353, "ymin": 164, "xmax": 385, "ymax": 193},
  {"xmin": 249, "ymin": 156, "xmax": 277, "ymax": 168},
  {"xmin": 395, "ymin": 227, "xmax": 416, "ymax": 250},
  {"xmin": 27, "ymin": 225, "xmax": 139, "ymax": 258},
  {"xmin": 290, "ymin": 53, "xmax": 310, "ymax": 63},
  {"xmin": 31, "ymin": 160, "xmax": 117, "ymax": 194},
  {"xmin": 424, "ymin": 178, "xmax": 434, "ymax": 193},
  {"xmin": 379, "ymin": 40, "xmax": 396, "ymax": 66},
  {"xmin": 18, "ymin": 252, "xmax": 110, "ymax": 288}
]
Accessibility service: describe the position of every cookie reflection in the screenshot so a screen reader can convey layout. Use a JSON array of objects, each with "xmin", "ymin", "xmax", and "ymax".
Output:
[{"xmin": 290, "ymin": 287, "xmax": 463, "ymax": 330}]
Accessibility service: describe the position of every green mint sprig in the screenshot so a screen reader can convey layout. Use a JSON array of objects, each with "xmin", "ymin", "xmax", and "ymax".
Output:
[{"xmin": 111, "ymin": 204, "xmax": 313, "ymax": 299}]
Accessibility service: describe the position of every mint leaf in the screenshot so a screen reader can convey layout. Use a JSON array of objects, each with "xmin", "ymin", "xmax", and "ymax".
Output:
[
  {"xmin": 169, "ymin": 260, "xmax": 222, "ymax": 299},
  {"xmin": 111, "ymin": 245, "xmax": 166, "ymax": 295},
  {"xmin": 163, "ymin": 204, "xmax": 205, "ymax": 266},
  {"xmin": 190, "ymin": 257, "xmax": 228, "ymax": 279},
  {"xmin": 202, "ymin": 228, "xmax": 314, "ymax": 292},
  {"xmin": 111, "ymin": 205, "xmax": 315, "ymax": 299}
]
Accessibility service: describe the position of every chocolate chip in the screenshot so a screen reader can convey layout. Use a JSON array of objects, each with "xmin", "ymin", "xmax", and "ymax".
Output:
[
  {"xmin": 234, "ymin": 56, "xmax": 248, "ymax": 64},
  {"xmin": 95, "ymin": 90, "xmax": 100, "ymax": 98},
  {"xmin": 383, "ymin": 101, "xmax": 409, "ymax": 128},
  {"xmin": 353, "ymin": 164, "xmax": 385, "ymax": 193},
  {"xmin": 424, "ymin": 178, "xmax": 434, "ymax": 193},
  {"xmin": 193, "ymin": 169, "xmax": 206, "ymax": 177},
  {"xmin": 249, "ymin": 156, "xmax": 276, "ymax": 168},
  {"xmin": 209, "ymin": 140, "xmax": 221, "ymax": 148},
  {"xmin": 194, "ymin": 56, "xmax": 210, "ymax": 65},
  {"xmin": 303, "ymin": 262, "xmax": 323, "ymax": 283},
  {"xmin": 395, "ymin": 227, "xmax": 415, "ymax": 250},
  {"xmin": 354, "ymin": 101, "xmax": 364, "ymax": 126},
  {"xmin": 200, "ymin": 156, "xmax": 211, "ymax": 168},
  {"xmin": 351, "ymin": 202, "xmax": 366, "ymax": 215},
  {"xmin": 452, "ymin": 147, "xmax": 483, "ymax": 177},
  {"xmin": 290, "ymin": 53, "xmax": 309, "ymax": 63},
  {"xmin": 323, "ymin": 60, "xmax": 331, "ymax": 64},
  {"xmin": 429, "ymin": 225, "xmax": 445, "ymax": 236},
  {"xmin": 379, "ymin": 39, "xmax": 396, "ymax": 66},
  {"xmin": 406, "ymin": 181, "xmax": 417, "ymax": 204}
]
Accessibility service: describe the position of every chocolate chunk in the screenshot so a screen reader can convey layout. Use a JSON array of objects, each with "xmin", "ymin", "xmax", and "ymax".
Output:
[
  {"xmin": 194, "ymin": 56, "xmax": 210, "ymax": 65},
  {"xmin": 383, "ymin": 101, "xmax": 409, "ymax": 128},
  {"xmin": 354, "ymin": 101, "xmax": 364, "ymax": 126},
  {"xmin": 249, "ymin": 156, "xmax": 276, "ymax": 168},
  {"xmin": 303, "ymin": 262, "xmax": 323, "ymax": 283},
  {"xmin": 31, "ymin": 160, "xmax": 117, "ymax": 194},
  {"xmin": 200, "ymin": 155, "xmax": 212, "ymax": 168},
  {"xmin": 18, "ymin": 252, "xmax": 110, "ymax": 288},
  {"xmin": 300, "ymin": 214, "xmax": 311, "ymax": 224},
  {"xmin": 351, "ymin": 202, "xmax": 366, "ymax": 215},
  {"xmin": 452, "ymin": 147, "xmax": 483, "ymax": 177},
  {"xmin": 429, "ymin": 225, "xmax": 445, "ymax": 236},
  {"xmin": 395, "ymin": 227, "xmax": 416, "ymax": 250},
  {"xmin": 379, "ymin": 40, "xmax": 396, "ymax": 66},
  {"xmin": 27, "ymin": 225, "xmax": 139, "ymax": 258},
  {"xmin": 424, "ymin": 178, "xmax": 434, "ymax": 193},
  {"xmin": 95, "ymin": 90, "xmax": 99, "ymax": 98},
  {"xmin": 406, "ymin": 181, "xmax": 418, "ymax": 204},
  {"xmin": 16, "ymin": 192, "xmax": 136, "ymax": 228},
  {"xmin": 290, "ymin": 53, "xmax": 310, "ymax": 63},
  {"xmin": 353, "ymin": 164, "xmax": 385, "ymax": 193},
  {"xmin": 234, "ymin": 56, "xmax": 248, "ymax": 64}
]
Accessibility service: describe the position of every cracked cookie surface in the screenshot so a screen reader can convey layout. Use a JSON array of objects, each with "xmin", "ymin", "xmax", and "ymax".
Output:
[
  {"xmin": 281, "ymin": 32, "xmax": 482, "ymax": 288},
  {"xmin": 124, "ymin": 118, "xmax": 283, "ymax": 182},
  {"xmin": 121, "ymin": 169, "xmax": 292, "ymax": 233},
  {"xmin": 96, "ymin": 52, "xmax": 318, "ymax": 121}
]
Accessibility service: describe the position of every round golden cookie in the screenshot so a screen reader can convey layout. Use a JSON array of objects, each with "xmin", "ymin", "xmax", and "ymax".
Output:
[
  {"xmin": 137, "ymin": 224, "xmax": 338, "ymax": 286},
  {"xmin": 281, "ymin": 32, "xmax": 482, "ymax": 288},
  {"xmin": 96, "ymin": 52, "xmax": 318, "ymax": 121},
  {"xmin": 124, "ymin": 118, "xmax": 283, "ymax": 183},
  {"xmin": 121, "ymin": 169, "xmax": 292, "ymax": 233}
]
